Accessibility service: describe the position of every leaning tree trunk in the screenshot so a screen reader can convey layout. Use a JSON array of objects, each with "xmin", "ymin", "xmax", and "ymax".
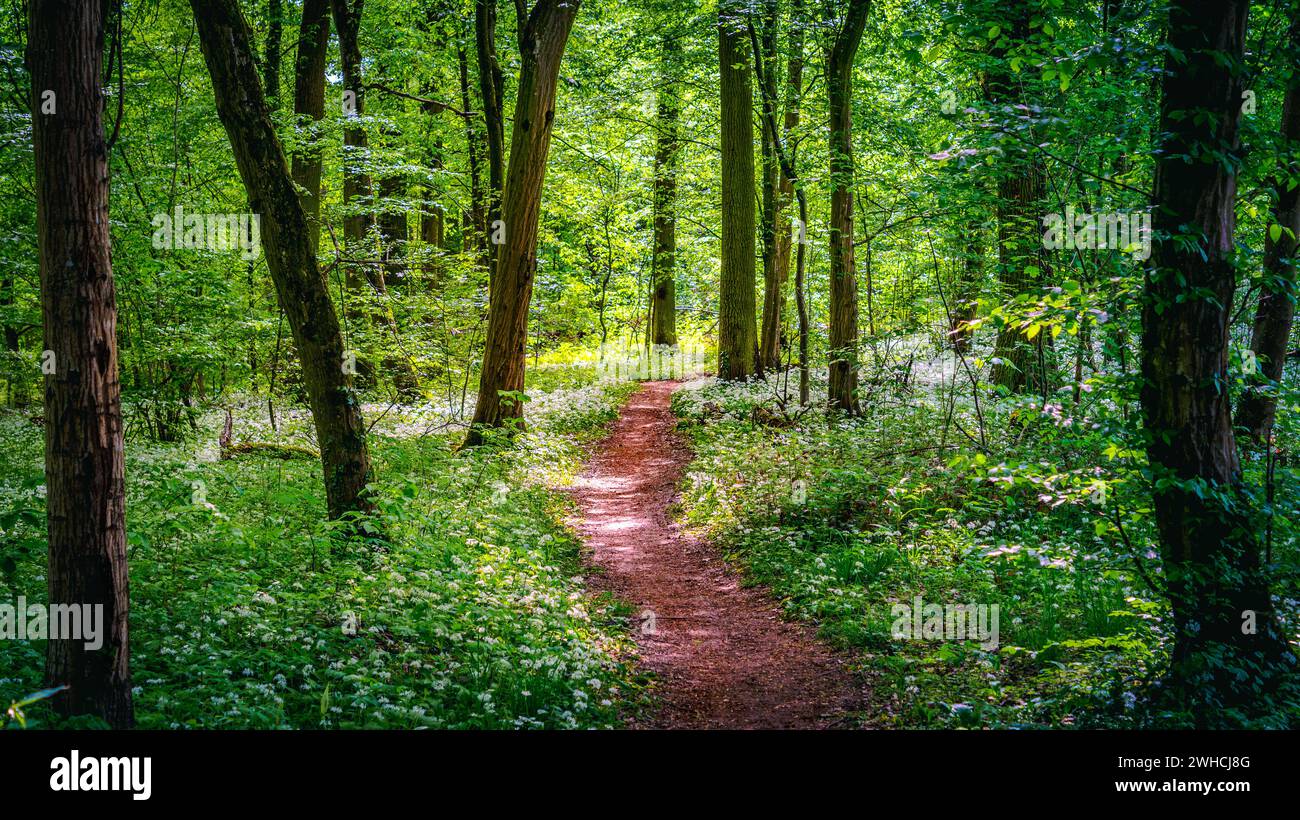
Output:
[
  {"xmin": 29, "ymin": 0, "xmax": 133, "ymax": 728},
  {"xmin": 651, "ymin": 34, "xmax": 681, "ymax": 348},
  {"xmin": 465, "ymin": 0, "xmax": 582, "ymax": 445},
  {"xmin": 1143, "ymin": 0, "xmax": 1294, "ymax": 720},
  {"xmin": 292, "ymin": 0, "xmax": 329, "ymax": 255},
  {"xmin": 718, "ymin": 1, "xmax": 761, "ymax": 381},
  {"xmin": 191, "ymin": 0, "xmax": 374, "ymax": 520},
  {"xmin": 826, "ymin": 0, "xmax": 869, "ymax": 412},
  {"xmin": 1237, "ymin": 15, "xmax": 1300, "ymax": 443}
]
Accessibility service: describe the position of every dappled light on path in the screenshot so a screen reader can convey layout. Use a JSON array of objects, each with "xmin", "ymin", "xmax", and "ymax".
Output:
[{"xmin": 569, "ymin": 381, "xmax": 863, "ymax": 728}]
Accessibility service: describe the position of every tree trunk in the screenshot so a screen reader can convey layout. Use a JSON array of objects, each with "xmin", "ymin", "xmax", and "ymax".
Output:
[
  {"xmin": 291, "ymin": 0, "xmax": 329, "ymax": 255},
  {"xmin": 651, "ymin": 34, "xmax": 680, "ymax": 347},
  {"xmin": 476, "ymin": 0, "xmax": 506, "ymax": 272},
  {"xmin": 191, "ymin": 0, "xmax": 374, "ymax": 519},
  {"xmin": 826, "ymin": 0, "xmax": 869, "ymax": 412},
  {"xmin": 1237, "ymin": 16, "xmax": 1300, "ymax": 443},
  {"xmin": 769, "ymin": 0, "xmax": 803, "ymax": 369},
  {"xmin": 331, "ymin": 0, "xmax": 419, "ymax": 399},
  {"xmin": 330, "ymin": 0, "xmax": 376, "ymax": 323},
  {"xmin": 984, "ymin": 2, "xmax": 1051, "ymax": 393},
  {"xmin": 757, "ymin": 0, "xmax": 784, "ymax": 371},
  {"xmin": 951, "ymin": 232, "xmax": 981, "ymax": 353},
  {"xmin": 465, "ymin": 0, "xmax": 581, "ymax": 445},
  {"xmin": 458, "ymin": 45, "xmax": 488, "ymax": 263},
  {"xmin": 263, "ymin": 0, "xmax": 282, "ymax": 110},
  {"xmin": 1143, "ymin": 0, "xmax": 1293, "ymax": 719},
  {"xmin": 717, "ymin": 2, "xmax": 760, "ymax": 381},
  {"xmin": 29, "ymin": 0, "xmax": 133, "ymax": 728}
]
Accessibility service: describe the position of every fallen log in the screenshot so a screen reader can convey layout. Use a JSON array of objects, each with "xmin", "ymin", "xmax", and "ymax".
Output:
[{"xmin": 219, "ymin": 409, "xmax": 319, "ymax": 461}]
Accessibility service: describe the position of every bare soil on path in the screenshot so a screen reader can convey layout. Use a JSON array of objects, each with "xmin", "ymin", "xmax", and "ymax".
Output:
[{"xmin": 569, "ymin": 380, "xmax": 863, "ymax": 729}]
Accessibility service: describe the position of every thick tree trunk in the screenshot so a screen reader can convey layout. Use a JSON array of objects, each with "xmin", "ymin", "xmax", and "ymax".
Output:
[
  {"xmin": 465, "ymin": 0, "xmax": 581, "ymax": 445},
  {"xmin": 1237, "ymin": 16, "xmax": 1300, "ymax": 443},
  {"xmin": 826, "ymin": 0, "xmax": 869, "ymax": 412},
  {"xmin": 29, "ymin": 0, "xmax": 133, "ymax": 728},
  {"xmin": 191, "ymin": 0, "xmax": 374, "ymax": 519},
  {"xmin": 291, "ymin": 0, "xmax": 329, "ymax": 255},
  {"xmin": 651, "ymin": 34, "xmax": 680, "ymax": 348},
  {"xmin": 717, "ymin": 2, "xmax": 760, "ymax": 381},
  {"xmin": 1143, "ymin": 0, "xmax": 1294, "ymax": 718},
  {"xmin": 984, "ymin": 2, "xmax": 1051, "ymax": 393}
]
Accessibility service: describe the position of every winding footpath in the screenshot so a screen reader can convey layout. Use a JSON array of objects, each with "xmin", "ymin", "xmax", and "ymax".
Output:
[{"xmin": 569, "ymin": 380, "xmax": 863, "ymax": 729}]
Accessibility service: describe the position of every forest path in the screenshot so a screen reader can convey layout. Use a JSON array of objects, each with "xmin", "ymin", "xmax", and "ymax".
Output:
[{"xmin": 569, "ymin": 380, "xmax": 862, "ymax": 728}]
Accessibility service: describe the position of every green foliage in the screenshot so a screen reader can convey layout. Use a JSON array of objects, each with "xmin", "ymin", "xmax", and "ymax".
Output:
[
  {"xmin": 671, "ymin": 359, "xmax": 1299, "ymax": 728},
  {"xmin": 0, "ymin": 380, "xmax": 646, "ymax": 729}
]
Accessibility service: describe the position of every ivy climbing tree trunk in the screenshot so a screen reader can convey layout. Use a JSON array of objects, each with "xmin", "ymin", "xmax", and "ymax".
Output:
[
  {"xmin": 1142, "ymin": 0, "xmax": 1294, "ymax": 720},
  {"xmin": 465, "ymin": 0, "xmax": 582, "ymax": 445},
  {"xmin": 651, "ymin": 33, "xmax": 681, "ymax": 348},
  {"xmin": 191, "ymin": 0, "xmax": 374, "ymax": 519},
  {"xmin": 826, "ymin": 0, "xmax": 869, "ymax": 412},
  {"xmin": 29, "ymin": 0, "xmax": 133, "ymax": 728},
  {"xmin": 1237, "ymin": 15, "xmax": 1300, "ymax": 443},
  {"xmin": 718, "ymin": 0, "xmax": 760, "ymax": 381}
]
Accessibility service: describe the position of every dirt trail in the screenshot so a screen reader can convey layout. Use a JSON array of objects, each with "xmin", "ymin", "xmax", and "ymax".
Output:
[{"xmin": 570, "ymin": 380, "xmax": 861, "ymax": 729}]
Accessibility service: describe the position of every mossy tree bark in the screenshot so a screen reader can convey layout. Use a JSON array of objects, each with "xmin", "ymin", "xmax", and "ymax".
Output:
[
  {"xmin": 651, "ymin": 33, "xmax": 681, "ymax": 348},
  {"xmin": 826, "ymin": 0, "xmax": 869, "ymax": 412},
  {"xmin": 718, "ymin": 1, "xmax": 761, "ymax": 381}
]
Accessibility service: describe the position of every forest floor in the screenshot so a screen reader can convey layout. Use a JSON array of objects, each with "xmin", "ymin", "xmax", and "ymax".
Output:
[{"xmin": 569, "ymin": 380, "xmax": 865, "ymax": 728}]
